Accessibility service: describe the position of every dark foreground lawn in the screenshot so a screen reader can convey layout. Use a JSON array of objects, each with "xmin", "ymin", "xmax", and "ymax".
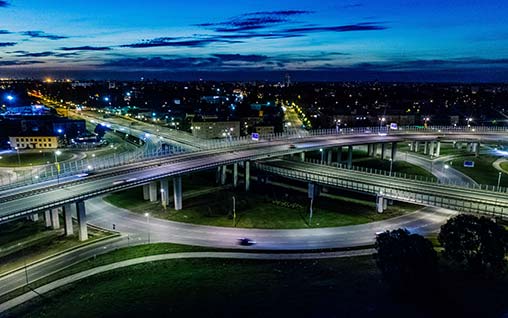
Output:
[{"xmin": 6, "ymin": 256, "xmax": 508, "ymax": 318}]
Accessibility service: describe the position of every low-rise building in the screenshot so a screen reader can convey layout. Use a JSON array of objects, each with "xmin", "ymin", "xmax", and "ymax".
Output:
[
  {"xmin": 254, "ymin": 126, "xmax": 275, "ymax": 135},
  {"xmin": 9, "ymin": 136, "xmax": 59, "ymax": 149}
]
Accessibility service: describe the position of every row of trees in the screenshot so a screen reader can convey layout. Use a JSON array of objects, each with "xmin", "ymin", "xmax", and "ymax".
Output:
[{"xmin": 375, "ymin": 214, "xmax": 508, "ymax": 294}]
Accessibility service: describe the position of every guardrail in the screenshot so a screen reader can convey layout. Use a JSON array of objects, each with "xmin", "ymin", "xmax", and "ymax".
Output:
[
  {"xmin": 257, "ymin": 163, "xmax": 508, "ymax": 219},
  {"xmin": 1, "ymin": 125, "xmax": 506, "ymax": 190}
]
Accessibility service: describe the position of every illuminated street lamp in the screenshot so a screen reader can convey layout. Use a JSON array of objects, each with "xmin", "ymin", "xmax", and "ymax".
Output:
[
  {"xmin": 54, "ymin": 150, "xmax": 62, "ymax": 184},
  {"xmin": 498, "ymin": 172, "xmax": 502, "ymax": 190},
  {"xmin": 389, "ymin": 158, "xmax": 393, "ymax": 177},
  {"xmin": 144, "ymin": 213, "xmax": 150, "ymax": 243}
]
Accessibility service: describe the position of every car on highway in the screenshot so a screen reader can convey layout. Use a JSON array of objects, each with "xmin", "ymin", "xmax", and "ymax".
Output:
[
  {"xmin": 289, "ymin": 144, "xmax": 296, "ymax": 148},
  {"xmin": 238, "ymin": 238, "xmax": 256, "ymax": 246}
]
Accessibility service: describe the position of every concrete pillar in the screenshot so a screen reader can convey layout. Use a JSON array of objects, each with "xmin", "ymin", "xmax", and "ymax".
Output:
[
  {"xmin": 429, "ymin": 141, "xmax": 435, "ymax": 157},
  {"xmin": 367, "ymin": 144, "xmax": 373, "ymax": 156},
  {"xmin": 245, "ymin": 161, "xmax": 251, "ymax": 191},
  {"xmin": 457, "ymin": 142, "xmax": 462, "ymax": 150},
  {"xmin": 51, "ymin": 208, "xmax": 60, "ymax": 230},
  {"xmin": 409, "ymin": 142, "xmax": 414, "ymax": 152},
  {"xmin": 76, "ymin": 201, "xmax": 88, "ymax": 241},
  {"xmin": 347, "ymin": 146, "xmax": 353, "ymax": 169},
  {"xmin": 423, "ymin": 142, "xmax": 428, "ymax": 155},
  {"xmin": 44, "ymin": 210, "xmax": 51, "ymax": 228},
  {"xmin": 30, "ymin": 213, "xmax": 39, "ymax": 222},
  {"xmin": 320, "ymin": 150, "xmax": 325, "ymax": 162},
  {"xmin": 327, "ymin": 149, "xmax": 332, "ymax": 165},
  {"xmin": 391, "ymin": 142, "xmax": 397, "ymax": 161},
  {"xmin": 373, "ymin": 144, "xmax": 378, "ymax": 157},
  {"xmin": 381, "ymin": 143, "xmax": 386, "ymax": 159},
  {"xmin": 221, "ymin": 165, "xmax": 227, "ymax": 185},
  {"xmin": 300, "ymin": 152, "xmax": 305, "ymax": 162},
  {"xmin": 475, "ymin": 142, "xmax": 480, "ymax": 157},
  {"xmin": 233, "ymin": 163, "xmax": 238, "ymax": 188},
  {"xmin": 376, "ymin": 195, "xmax": 384, "ymax": 213},
  {"xmin": 173, "ymin": 176, "xmax": 182, "ymax": 210},
  {"xmin": 160, "ymin": 178, "xmax": 169, "ymax": 208},
  {"xmin": 383, "ymin": 198, "xmax": 388, "ymax": 210},
  {"xmin": 149, "ymin": 181, "xmax": 157, "ymax": 202},
  {"xmin": 142, "ymin": 184, "xmax": 150, "ymax": 201},
  {"xmin": 63, "ymin": 203, "xmax": 73, "ymax": 236},
  {"xmin": 215, "ymin": 166, "xmax": 221, "ymax": 184},
  {"xmin": 414, "ymin": 141, "xmax": 419, "ymax": 152},
  {"xmin": 435, "ymin": 141, "xmax": 441, "ymax": 157},
  {"xmin": 336, "ymin": 147, "xmax": 342, "ymax": 163}
]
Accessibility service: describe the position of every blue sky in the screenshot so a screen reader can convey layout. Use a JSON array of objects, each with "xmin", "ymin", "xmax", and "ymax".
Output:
[{"xmin": 0, "ymin": 0, "xmax": 507, "ymax": 81}]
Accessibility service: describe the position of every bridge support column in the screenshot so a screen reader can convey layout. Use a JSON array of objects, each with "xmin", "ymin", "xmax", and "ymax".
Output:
[
  {"xmin": 142, "ymin": 184, "xmax": 150, "ymax": 201},
  {"xmin": 435, "ymin": 141, "xmax": 441, "ymax": 157},
  {"xmin": 245, "ymin": 161, "xmax": 251, "ymax": 191},
  {"xmin": 320, "ymin": 150, "xmax": 325, "ymax": 163},
  {"xmin": 300, "ymin": 152, "xmax": 305, "ymax": 162},
  {"xmin": 233, "ymin": 163, "xmax": 238, "ymax": 188},
  {"xmin": 63, "ymin": 204, "xmax": 73, "ymax": 236},
  {"xmin": 456, "ymin": 142, "xmax": 462, "ymax": 150},
  {"xmin": 30, "ymin": 213, "xmax": 39, "ymax": 222},
  {"xmin": 376, "ymin": 195, "xmax": 384, "ymax": 213},
  {"xmin": 215, "ymin": 167, "xmax": 221, "ymax": 184},
  {"xmin": 327, "ymin": 149, "xmax": 332, "ymax": 165},
  {"xmin": 336, "ymin": 147, "xmax": 342, "ymax": 163},
  {"xmin": 429, "ymin": 141, "xmax": 435, "ymax": 157},
  {"xmin": 475, "ymin": 142, "xmax": 480, "ymax": 157},
  {"xmin": 160, "ymin": 178, "xmax": 169, "ymax": 209},
  {"xmin": 391, "ymin": 142, "xmax": 397, "ymax": 161},
  {"xmin": 423, "ymin": 142, "xmax": 428, "ymax": 155},
  {"xmin": 44, "ymin": 210, "xmax": 51, "ymax": 228},
  {"xmin": 372, "ymin": 144, "xmax": 378, "ymax": 157},
  {"xmin": 381, "ymin": 143, "xmax": 386, "ymax": 159},
  {"xmin": 173, "ymin": 176, "xmax": 182, "ymax": 211},
  {"xmin": 409, "ymin": 142, "xmax": 414, "ymax": 152},
  {"xmin": 221, "ymin": 165, "xmax": 227, "ymax": 185},
  {"xmin": 51, "ymin": 208, "xmax": 60, "ymax": 230},
  {"xmin": 76, "ymin": 201, "xmax": 88, "ymax": 241},
  {"xmin": 367, "ymin": 144, "xmax": 373, "ymax": 156},
  {"xmin": 347, "ymin": 146, "xmax": 353, "ymax": 169},
  {"xmin": 383, "ymin": 198, "xmax": 388, "ymax": 210},
  {"xmin": 149, "ymin": 181, "xmax": 157, "ymax": 202},
  {"xmin": 414, "ymin": 141, "xmax": 419, "ymax": 152}
]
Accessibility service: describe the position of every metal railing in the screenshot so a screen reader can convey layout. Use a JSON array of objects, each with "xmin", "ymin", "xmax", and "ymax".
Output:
[
  {"xmin": 257, "ymin": 163, "xmax": 508, "ymax": 219},
  {"xmin": 1, "ymin": 125, "xmax": 506, "ymax": 190}
]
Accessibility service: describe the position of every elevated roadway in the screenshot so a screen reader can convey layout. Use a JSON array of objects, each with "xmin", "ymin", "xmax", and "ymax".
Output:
[
  {"xmin": 258, "ymin": 159, "xmax": 508, "ymax": 217},
  {"xmin": 0, "ymin": 128, "xmax": 507, "ymax": 224}
]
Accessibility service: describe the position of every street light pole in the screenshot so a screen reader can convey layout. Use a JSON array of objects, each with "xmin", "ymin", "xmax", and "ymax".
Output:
[
  {"xmin": 144, "ymin": 213, "xmax": 150, "ymax": 243},
  {"xmin": 389, "ymin": 158, "xmax": 393, "ymax": 177},
  {"xmin": 15, "ymin": 147, "xmax": 21, "ymax": 166},
  {"xmin": 497, "ymin": 172, "xmax": 502, "ymax": 190},
  {"xmin": 232, "ymin": 195, "xmax": 236, "ymax": 227},
  {"xmin": 54, "ymin": 150, "xmax": 61, "ymax": 185}
]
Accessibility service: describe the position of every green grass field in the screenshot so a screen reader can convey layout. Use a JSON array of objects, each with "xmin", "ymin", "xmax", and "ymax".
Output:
[
  {"xmin": 352, "ymin": 158, "xmax": 435, "ymax": 179},
  {"xmin": 104, "ymin": 182, "xmax": 418, "ymax": 229},
  {"xmin": 447, "ymin": 155, "xmax": 508, "ymax": 187},
  {"xmin": 501, "ymin": 161, "xmax": 508, "ymax": 173},
  {"xmin": 0, "ymin": 151, "xmax": 75, "ymax": 167},
  {"xmin": 7, "ymin": 255, "xmax": 508, "ymax": 318}
]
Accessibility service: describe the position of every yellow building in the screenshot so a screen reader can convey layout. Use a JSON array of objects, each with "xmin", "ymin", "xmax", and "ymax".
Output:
[{"xmin": 9, "ymin": 136, "xmax": 59, "ymax": 149}]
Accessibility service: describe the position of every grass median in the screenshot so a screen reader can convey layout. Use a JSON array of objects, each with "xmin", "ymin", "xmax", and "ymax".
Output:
[
  {"xmin": 446, "ymin": 155, "xmax": 508, "ymax": 187},
  {"xmin": 104, "ymin": 180, "xmax": 419, "ymax": 229}
]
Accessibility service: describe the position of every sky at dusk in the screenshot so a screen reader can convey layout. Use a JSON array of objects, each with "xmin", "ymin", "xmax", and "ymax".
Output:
[{"xmin": 0, "ymin": 0, "xmax": 507, "ymax": 81}]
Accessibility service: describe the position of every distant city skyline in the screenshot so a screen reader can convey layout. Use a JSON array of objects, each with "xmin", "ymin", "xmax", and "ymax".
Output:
[{"xmin": 0, "ymin": 0, "xmax": 507, "ymax": 81}]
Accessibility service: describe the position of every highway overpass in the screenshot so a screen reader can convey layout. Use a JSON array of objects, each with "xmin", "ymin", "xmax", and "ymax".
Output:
[{"xmin": 0, "ymin": 126, "xmax": 506, "ymax": 241}]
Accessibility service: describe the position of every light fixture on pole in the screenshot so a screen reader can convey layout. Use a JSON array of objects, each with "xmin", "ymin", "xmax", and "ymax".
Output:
[
  {"xmin": 144, "ymin": 213, "xmax": 150, "ymax": 243},
  {"xmin": 54, "ymin": 150, "xmax": 62, "ymax": 184}
]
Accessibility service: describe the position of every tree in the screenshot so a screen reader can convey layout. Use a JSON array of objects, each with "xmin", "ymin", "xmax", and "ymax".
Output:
[
  {"xmin": 375, "ymin": 228, "xmax": 438, "ymax": 293},
  {"xmin": 438, "ymin": 214, "xmax": 508, "ymax": 275}
]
